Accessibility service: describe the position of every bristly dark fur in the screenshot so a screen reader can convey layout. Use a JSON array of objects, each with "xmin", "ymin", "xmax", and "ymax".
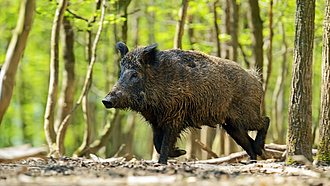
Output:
[{"xmin": 103, "ymin": 42, "xmax": 270, "ymax": 164}]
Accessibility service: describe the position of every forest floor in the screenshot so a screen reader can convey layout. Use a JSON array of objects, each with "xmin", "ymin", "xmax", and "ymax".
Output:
[{"xmin": 1, "ymin": 156, "xmax": 330, "ymax": 186}]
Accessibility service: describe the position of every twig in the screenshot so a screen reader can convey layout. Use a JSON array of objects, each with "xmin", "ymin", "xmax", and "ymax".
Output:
[
  {"xmin": 238, "ymin": 43, "xmax": 250, "ymax": 67},
  {"xmin": 195, "ymin": 139, "xmax": 219, "ymax": 158},
  {"xmin": 55, "ymin": 0, "xmax": 107, "ymax": 156},
  {"xmin": 113, "ymin": 144, "xmax": 126, "ymax": 158},
  {"xmin": 66, "ymin": 9, "xmax": 88, "ymax": 22}
]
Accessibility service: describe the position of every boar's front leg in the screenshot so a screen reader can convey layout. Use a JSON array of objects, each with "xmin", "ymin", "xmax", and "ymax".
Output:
[
  {"xmin": 158, "ymin": 129, "xmax": 177, "ymax": 164},
  {"xmin": 153, "ymin": 126, "xmax": 186, "ymax": 164}
]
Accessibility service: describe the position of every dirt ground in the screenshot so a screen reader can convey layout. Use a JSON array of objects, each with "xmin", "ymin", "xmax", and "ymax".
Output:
[{"xmin": 1, "ymin": 156, "xmax": 330, "ymax": 186}]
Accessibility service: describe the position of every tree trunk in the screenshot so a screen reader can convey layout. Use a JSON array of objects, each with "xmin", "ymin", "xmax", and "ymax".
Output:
[
  {"xmin": 263, "ymin": 0, "xmax": 273, "ymax": 99},
  {"xmin": 287, "ymin": 0, "xmax": 315, "ymax": 161},
  {"xmin": 213, "ymin": 0, "xmax": 221, "ymax": 57},
  {"xmin": 55, "ymin": 16, "xmax": 75, "ymax": 133},
  {"xmin": 247, "ymin": 0, "xmax": 264, "ymax": 115},
  {"xmin": 222, "ymin": 0, "xmax": 230, "ymax": 59},
  {"xmin": 315, "ymin": 0, "xmax": 330, "ymax": 165},
  {"xmin": 229, "ymin": 0, "xmax": 238, "ymax": 62},
  {"xmin": 17, "ymin": 67, "xmax": 30, "ymax": 143},
  {"xmin": 53, "ymin": 16, "xmax": 75, "ymax": 154},
  {"xmin": 0, "ymin": 0, "xmax": 35, "ymax": 124},
  {"xmin": 147, "ymin": 0, "xmax": 155, "ymax": 44},
  {"xmin": 173, "ymin": 0, "xmax": 189, "ymax": 49},
  {"xmin": 271, "ymin": 20, "xmax": 288, "ymax": 144},
  {"xmin": 44, "ymin": 0, "xmax": 68, "ymax": 152},
  {"xmin": 186, "ymin": 129, "xmax": 201, "ymax": 160},
  {"xmin": 246, "ymin": 0, "xmax": 263, "ymax": 75}
]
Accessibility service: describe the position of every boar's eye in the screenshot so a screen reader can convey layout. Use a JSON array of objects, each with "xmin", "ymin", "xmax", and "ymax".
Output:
[{"xmin": 131, "ymin": 72, "xmax": 138, "ymax": 78}]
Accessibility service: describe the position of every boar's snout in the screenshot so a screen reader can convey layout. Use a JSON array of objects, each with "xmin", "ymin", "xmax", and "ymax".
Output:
[{"xmin": 102, "ymin": 95, "xmax": 114, "ymax": 109}]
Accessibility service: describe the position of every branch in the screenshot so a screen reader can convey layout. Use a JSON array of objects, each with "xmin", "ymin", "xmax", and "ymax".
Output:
[
  {"xmin": 55, "ymin": 0, "xmax": 107, "ymax": 156},
  {"xmin": 195, "ymin": 139, "xmax": 219, "ymax": 158},
  {"xmin": 66, "ymin": 9, "xmax": 88, "ymax": 22}
]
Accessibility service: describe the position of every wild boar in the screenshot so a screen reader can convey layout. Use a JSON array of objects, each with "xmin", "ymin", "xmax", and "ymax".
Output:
[{"xmin": 102, "ymin": 42, "xmax": 270, "ymax": 164}]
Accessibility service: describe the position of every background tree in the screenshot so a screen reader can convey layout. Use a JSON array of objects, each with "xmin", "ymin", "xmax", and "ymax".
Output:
[
  {"xmin": 173, "ymin": 0, "xmax": 189, "ymax": 49},
  {"xmin": 287, "ymin": 0, "xmax": 315, "ymax": 161},
  {"xmin": 53, "ymin": 16, "xmax": 76, "ymax": 155},
  {"xmin": 0, "ymin": 0, "xmax": 35, "ymax": 124},
  {"xmin": 44, "ymin": 0, "xmax": 69, "ymax": 153},
  {"xmin": 315, "ymin": 0, "xmax": 330, "ymax": 165}
]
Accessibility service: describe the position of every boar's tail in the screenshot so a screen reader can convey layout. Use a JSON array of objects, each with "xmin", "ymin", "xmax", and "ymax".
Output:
[{"xmin": 245, "ymin": 67, "xmax": 262, "ymax": 83}]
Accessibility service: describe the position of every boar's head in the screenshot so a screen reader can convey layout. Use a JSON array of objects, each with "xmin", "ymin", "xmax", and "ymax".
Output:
[{"xmin": 102, "ymin": 42, "xmax": 158, "ymax": 111}]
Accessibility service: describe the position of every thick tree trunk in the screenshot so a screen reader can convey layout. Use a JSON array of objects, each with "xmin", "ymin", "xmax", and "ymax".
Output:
[
  {"xmin": 174, "ymin": 0, "xmax": 189, "ymax": 49},
  {"xmin": 315, "ymin": 0, "xmax": 330, "ymax": 165},
  {"xmin": 0, "ymin": 0, "xmax": 35, "ymax": 124},
  {"xmin": 287, "ymin": 0, "xmax": 315, "ymax": 161},
  {"xmin": 44, "ymin": 0, "xmax": 68, "ymax": 152}
]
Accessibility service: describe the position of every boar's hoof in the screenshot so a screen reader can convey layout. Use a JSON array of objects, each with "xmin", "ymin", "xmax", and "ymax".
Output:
[{"xmin": 169, "ymin": 148, "xmax": 186, "ymax": 157}]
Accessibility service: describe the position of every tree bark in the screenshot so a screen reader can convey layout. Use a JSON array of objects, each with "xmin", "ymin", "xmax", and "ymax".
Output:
[
  {"xmin": 315, "ymin": 0, "xmax": 330, "ymax": 165},
  {"xmin": 287, "ymin": 0, "xmax": 315, "ymax": 161},
  {"xmin": 246, "ymin": 0, "xmax": 263, "ymax": 74},
  {"xmin": 174, "ymin": 0, "xmax": 189, "ymax": 49},
  {"xmin": 0, "ymin": 0, "xmax": 35, "ymax": 124},
  {"xmin": 44, "ymin": 0, "xmax": 68, "ymax": 152},
  {"xmin": 55, "ymin": 16, "xmax": 75, "ymax": 134}
]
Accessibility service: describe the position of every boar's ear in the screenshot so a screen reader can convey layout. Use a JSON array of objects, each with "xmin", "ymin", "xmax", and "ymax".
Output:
[
  {"xmin": 116, "ymin": 42, "xmax": 129, "ymax": 58},
  {"xmin": 141, "ymin": 43, "xmax": 158, "ymax": 66}
]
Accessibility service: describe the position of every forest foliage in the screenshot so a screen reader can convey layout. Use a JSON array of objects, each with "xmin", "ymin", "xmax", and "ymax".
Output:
[{"xmin": 0, "ymin": 0, "xmax": 326, "ymax": 160}]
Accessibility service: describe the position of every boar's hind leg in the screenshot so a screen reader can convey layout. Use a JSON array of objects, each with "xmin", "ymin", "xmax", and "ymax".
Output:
[
  {"xmin": 253, "ymin": 116, "xmax": 270, "ymax": 156},
  {"xmin": 153, "ymin": 130, "xmax": 164, "ymax": 155},
  {"xmin": 222, "ymin": 121, "xmax": 257, "ymax": 160}
]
